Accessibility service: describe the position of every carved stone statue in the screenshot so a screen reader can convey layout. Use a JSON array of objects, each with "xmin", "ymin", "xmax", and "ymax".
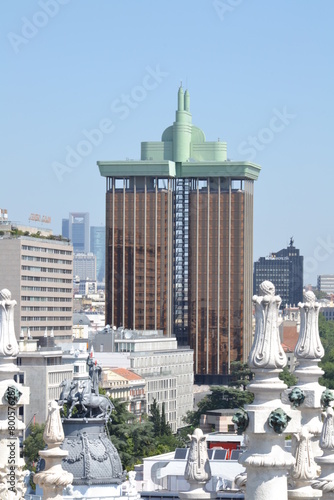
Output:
[
  {"xmin": 248, "ymin": 281, "xmax": 286, "ymax": 369},
  {"xmin": 58, "ymin": 364, "xmax": 113, "ymax": 419},
  {"xmin": 0, "ymin": 289, "xmax": 19, "ymax": 358},
  {"xmin": 87, "ymin": 355, "xmax": 102, "ymax": 394},
  {"xmin": 232, "ymin": 409, "xmax": 249, "ymax": 435},
  {"xmin": 288, "ymin": 387, "xmax": 305, "ymax": 408},
  {"xmin": 321, "ymin": 389, "xmax": 334, "ymax": 409},
  {"xmin": 268, "ymin": 408, "xmax": 291, "ymax": 434}
]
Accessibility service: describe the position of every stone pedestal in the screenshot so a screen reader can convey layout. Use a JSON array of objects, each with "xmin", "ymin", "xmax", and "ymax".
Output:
[{"xmin": 61, "ymin": 418, "xmax": 124, "ymax": 486}]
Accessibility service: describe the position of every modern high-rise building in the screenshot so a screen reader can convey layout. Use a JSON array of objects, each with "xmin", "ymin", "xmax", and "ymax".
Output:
[
  {"xmin": 90, "ymin": 226, "xmax": 106, "ymax": 282},
  {"xmin": 73, "ymin": 253, "xmax": 96, "ymax": 282},
  {"xmin": 253, "ymin": 238, "xmax": 303, "ymax": 307},
  {"xmin": 62, "ymin": 218, "xmax": 69, "ymax": 239},
  {"xmin": 62, "ymin": 213, "xmax": 90, "ymax": 253},
  {"xmin": 98, "ymin": 87, "xmax": 261, "ymax": 383}
]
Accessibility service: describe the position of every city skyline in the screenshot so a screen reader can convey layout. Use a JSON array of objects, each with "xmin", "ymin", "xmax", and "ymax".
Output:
[{"xmin": 2, "ymin": 2, "xmax": 334, "ymax": 285}]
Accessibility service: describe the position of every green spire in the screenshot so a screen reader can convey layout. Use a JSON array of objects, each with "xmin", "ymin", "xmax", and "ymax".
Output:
[
  {"xmin": 184, "ymin": 89, "xmax": 190, "ymax": 112},
  {"xmin": 178, "ymin": 85, "xmax": 184, "ymax": 111}
]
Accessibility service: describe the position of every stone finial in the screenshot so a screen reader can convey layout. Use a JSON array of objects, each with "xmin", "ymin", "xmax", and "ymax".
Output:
[
  {"xmin": 311, "ymin": 405, "xmax": 334, "ymax": 495},
  {"xmin": 43, "ymin": 400, "xmax": 65, "ymax": 446},
  {"xmin": 0, "ymin": 289, "xmax": 19, "ymax": 357},
  {"xmin": 320, "ymin": 405, "xmax": 334, "ymax": 450},
  {"xmin": 34, "ymin": 401, "xmax": 73, "ymax": 499},
  {"xmin": 248, "ymin": 280, "xmax": 286, "ymax": 369},
  {"xmin": 185, "ymin": 428, "xmax": 211, "ymax": 483},
  {"xmin": 295, "ymin": 290, "xmax": 324, "ymax": 360},
  {"xmin": 179, "ymin": 428, "xmax": 215, "ymax": 500},
  {"xmin": 291, "ymin": 427, "xmax": 320, "ymax": 481}
]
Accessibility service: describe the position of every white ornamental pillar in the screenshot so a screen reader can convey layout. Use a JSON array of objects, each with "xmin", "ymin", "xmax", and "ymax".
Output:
[
  {"xmin": 311, "ymin": 405, "xmax": 334, "ymax": 498},
  {"xmin": 0, "ymin": 289, "xmax": 29, "ymax": 499},
  {"xmin": 239, "ymin": 281, "xmax": 300, "ymax": 500},
  {"xmin": 34, "ymin": 400, "xmax": 73, "ymax": 500},
  {"xmin": 283, "ymin": 291, "xmax": 324, "ymax": 499}
]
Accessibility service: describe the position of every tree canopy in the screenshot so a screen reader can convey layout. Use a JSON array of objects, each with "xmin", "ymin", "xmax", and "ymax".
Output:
[
  {"xmin": 183, "ymin": 386, "xmax": 254, "ymax": 428},
  {"xmin": 23, "ymin": 423, "xmax": 45, "ymax": 470},
  {"xmin": 228, "ymin": 361, "xmax": 254, "ymax": 390},
  {"xmin": 279, "ymin": 366, "xmax": 298, "ymax": 387},
  {"xmin": 319, "ymin": 313, "xmax": 334, "ymax": 389},
  {"xmin": 107, "ymin": 398, "xmax": 184, "ymax": 470}
]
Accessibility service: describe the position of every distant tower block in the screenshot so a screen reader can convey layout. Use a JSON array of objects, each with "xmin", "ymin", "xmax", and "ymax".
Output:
[{"xmin": 98, "ymin": 87, "xmax": 261, "ymax": 384}]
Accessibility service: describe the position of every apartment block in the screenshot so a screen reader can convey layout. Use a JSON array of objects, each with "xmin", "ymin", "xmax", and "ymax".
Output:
[{"xmin": 0, "ymin": 236, "xmax": 73, "ymax": 341}]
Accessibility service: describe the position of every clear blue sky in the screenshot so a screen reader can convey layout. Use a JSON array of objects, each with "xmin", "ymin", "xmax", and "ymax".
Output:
[{"xmin": 1, "ymin": 0, "xmax": 333, "ymax": 285}]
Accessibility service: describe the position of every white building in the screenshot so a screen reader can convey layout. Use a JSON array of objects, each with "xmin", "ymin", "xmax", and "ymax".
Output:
[
  {"xmin": 317, "ymin": 274, "xmax": 334, "ymax": 294},
  {"xmin": 93, "ymin": 329, "xmax": 194, "ymax": 432},
  {"xmin": 73, "ymin": 252, "xmax": 96, "ymax": 281},
  {"xmin": 0, "ymin": 235, "xmax": 73, "ymax": 341},
  {"xmin": 16, "ymin": 333, "xmax": 73, "ymax": 429}
]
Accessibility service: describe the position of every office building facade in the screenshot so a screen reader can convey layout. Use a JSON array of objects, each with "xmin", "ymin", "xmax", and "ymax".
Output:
[
  {"xmin": 317, "ymin": 275, "xmax": 334, "ymax": 295},
  {"xmin": 90, "ymin": 226, "xmax": 106, "ymax": 282},
  {"xmin": 73, "ymin": 252, "xmax": 96, "ymax": 282},
  {"xmin": 62, "ymin": 212, "xmax": 90, "ymax": 253},
  {"xmin": 98, "ymin": 88, "xmax": 261, "ymax": 383},
  {"xmin": 0, "ymin": 236, "xmax": 73, "ymax": 341},
  {"xmin": 93, "ymin": 328, "xmax": 193, "ymax": 431},
  {"xmin": 254, "ymin": 238, "xmax": 303, "ymax": 307}
]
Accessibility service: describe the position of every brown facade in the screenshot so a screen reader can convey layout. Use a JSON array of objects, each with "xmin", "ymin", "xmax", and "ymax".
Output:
[
  {"xmin": 105, "ymin": 177, "xmax": 174, "ymax": 334},
  {"xmin": 188, "ymin": 179, "xmax": 254, "ymax": 378}
]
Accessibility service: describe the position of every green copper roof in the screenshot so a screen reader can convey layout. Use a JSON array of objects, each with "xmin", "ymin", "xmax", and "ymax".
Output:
[{"xmin": 98, "ymin": 87, "xmax": 261, "ymax": 181}]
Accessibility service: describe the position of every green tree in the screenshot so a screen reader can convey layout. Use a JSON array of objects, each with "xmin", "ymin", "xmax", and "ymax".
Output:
[
  {"xmin": 149, "ymin": 399, "xmax": 161, "ymax": 437},
  {"xmin": 279, "ymin": 367, "xmax": 298, "ymax": 387},
  {"xmin": 183, "ymin": 386, "xmax": 254, "ymax": 428},
  {"xmin": 107, "ymin": 398, "xmax": 183, "ymax": 470},
  {"xmin": 228, "ymin": 361, "xmax": 254, "ymax": 390},
  {"xmin": 160, "ymin": 402, "xmax": 172, "ymax": 436},
  {"xmin": 319, "ymin": 314, "xmax": 334, "ymax": 389},
  {"xmin": 23, "ymin": 423, "xmax": 45, "ymax": 470}
]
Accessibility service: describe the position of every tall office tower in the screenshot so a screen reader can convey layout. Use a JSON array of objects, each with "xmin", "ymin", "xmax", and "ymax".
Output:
[
  {"xmin": 90, "ymin": 226, "xmax": 106, "ymax": 282},
  {"xmin": 0, "ymin": 236, "xmax": 73, "ymax": 341},
  {"xmin": 98, "ymin": 87, "xmax": 261, "ymax": 383},
  {"xmin": 62, "ymin": 218, "xmax": 69, "ymax": 239},
  {"xmin": 68, "ymin": 212, "xmax": 90, "ymax": 253},
  {"xmin": 73, "ymin": 253, "xmax": 96, "ymax": 281},
  {"xmin": 254, "ymin": 238, "xmax": 303, "ymax": 307}
]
